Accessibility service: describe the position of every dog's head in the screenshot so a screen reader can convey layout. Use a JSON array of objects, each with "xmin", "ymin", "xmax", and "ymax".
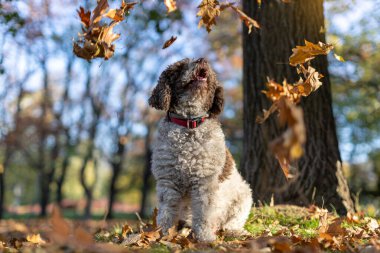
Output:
[{"xmin": 148, "ymin": 58, "xmax": 224, "ymax": 118}]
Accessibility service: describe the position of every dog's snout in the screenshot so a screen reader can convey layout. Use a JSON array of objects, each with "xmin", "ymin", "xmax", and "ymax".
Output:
[{"xmin": 196, "ymin": 58, "xmax": 207, "ymax": 64}]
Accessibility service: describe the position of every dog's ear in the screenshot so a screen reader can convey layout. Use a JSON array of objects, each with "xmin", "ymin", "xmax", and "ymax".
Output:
[
  {"xmin": 148, "ymin": 70, "xmax": 172, "ymax": 111},
  {"xmin": 209, "ymin": 86, "xmax": 224, "ymax": 118}
]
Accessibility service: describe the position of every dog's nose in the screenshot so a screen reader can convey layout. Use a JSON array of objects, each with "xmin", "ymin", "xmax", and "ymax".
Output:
[{"xmin": 196, "ymin": 58, "xmax": 207, "ymax": 64}]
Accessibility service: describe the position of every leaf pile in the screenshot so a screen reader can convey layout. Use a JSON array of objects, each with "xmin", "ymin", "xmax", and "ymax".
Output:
[
  {"xmin": 196, "ymin": 0, "xmax": 259, "ymax": 33},
  {"xmin": 73, "ymin": 0, "xmax": 136, "ymax": 61},
  {"xmin": 258, "ymin": 40, "xmax": 344, "ymax": 179}
]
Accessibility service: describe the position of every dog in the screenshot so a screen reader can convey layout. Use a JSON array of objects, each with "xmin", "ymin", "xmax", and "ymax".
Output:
[{"xmin": 148, "ymin": 58, "xmax": 252, "ymax": 242}]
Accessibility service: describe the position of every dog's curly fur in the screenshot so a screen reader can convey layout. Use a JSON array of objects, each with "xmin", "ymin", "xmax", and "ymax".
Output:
[{"xmin": 149, "ymin": 58, "xmax": 252, "ymax": 242}]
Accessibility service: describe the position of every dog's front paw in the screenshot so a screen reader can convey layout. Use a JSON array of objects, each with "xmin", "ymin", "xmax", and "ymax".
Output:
[{"xmin": 193, "ymin": 227, "xmax": 217, "ymax": 242}]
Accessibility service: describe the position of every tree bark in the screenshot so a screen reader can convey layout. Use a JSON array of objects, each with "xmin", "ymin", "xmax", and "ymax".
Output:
[{"xmin": 241, "ymin": 0, "xmax": 354, "ymax": 214}]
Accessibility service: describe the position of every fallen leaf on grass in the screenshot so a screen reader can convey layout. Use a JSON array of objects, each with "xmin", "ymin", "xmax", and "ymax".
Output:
[
  {"xmin": 50, "ymin": 205, "xmax": 70, "ymax": 243},
  {"xmin": 162, "ymin": 36, "xmax": 177, "ymax": 49},
  {"xmin": 26, "ymin": 234, "xmax": 46, "ymax": 244}
]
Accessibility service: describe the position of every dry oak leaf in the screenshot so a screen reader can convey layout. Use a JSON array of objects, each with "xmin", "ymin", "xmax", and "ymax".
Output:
[
  {"xmin": 74, "ymin": 0, "xmax": 136, "ymax": 61},
  {"xmin": 162, "ymin": 36, "xmax": 177, "ymax": 49},
  {"xmin": 288, "ymin": 66, "xmax": 323, "ymax": 100},
  {"xmin": 105, "ymin": 1, "xmax": 136, "ymax": 22},
  {"xmin": 230, "ymin": 5, "xmax": 260, "ymax": 33},
  {"xmin": 91, "ymin": 0, "xmax": 109, "ymax": 24},
  {"xmin": 289, "ymin": 40, "xmax": 334, "ymax": 66},
  {"xmin": 197, "ymin": 0, "xmax": 221, "ymax": 32},
  {"xmin": 77, "ymin": 7, "xmax": 91, "ymax": 28},
  {"xmin": 269, "ymin": 97, "xmax": 305, "ymax": 179},
  {"xmin": 164, "ymin": 0, "xmax": 177, "ymax": 13}
]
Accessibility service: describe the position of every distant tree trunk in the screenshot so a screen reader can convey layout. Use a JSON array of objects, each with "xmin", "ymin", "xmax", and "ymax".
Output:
[
  {"xmin": 79, "ymin": 63, "xmax": 100, "ymax": 219},
  {"xmin": 241, "ymin": 0, "xmax": 354, "ymax": 214},
  {"xmin": 56, "ymin": 134, "xmax": 70, "ymax": 207},
  {"xmin": 139, "ymin": 124, "xmax": 153, "ymax": 218},
  {"xmin": 38, "ymin": 59, "xmax": 51, "ymax": 217},
  {"xmin": 106, "ymin": 140, "xmax": 126, "ymax": 220},
  {"xmin": 55, "ymin": 57, "xmax": 74, "ymax": 207}
]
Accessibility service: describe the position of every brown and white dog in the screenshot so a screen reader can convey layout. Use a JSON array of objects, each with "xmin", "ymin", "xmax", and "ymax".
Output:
[{"xmin": 149, "ymin": 58, "xmax": 252, "ymax": 242}]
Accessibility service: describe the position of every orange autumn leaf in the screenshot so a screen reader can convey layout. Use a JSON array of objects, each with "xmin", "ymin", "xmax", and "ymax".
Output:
[
  {"xmin": 230, "ymin": 5, "xmax": 260, "ymax": 33},
  {"xmin": 162, "ymin": 36, "xmax": 177, "ymax": 49},
  {"xmin": 197, "ymin": 1, "xmax": 259, "ymax": 33},
  {"xmin": 73, "ymin": 0, "xmax": 136, "ymax": 61},
  {"xmin": 91, "ymin": 0, "xmax": 109, "ymax": 24},
  {"xmin": 289, "ymin": 40, "xmax": 334, "ymax": 66},
  {"xmin": 269, "ymin": 97, "xmax": 305, "ymax": 179},
  {"xmin": 105, "ymin": 1, "xmax": 136, "ymax": 22},
  {"xmin": 197, "ymin": 0, "xmax": 221, "ymax": 32},
  {"xmin": 77, "ymin": 7, "xmax": 91, "ymax": 28}
]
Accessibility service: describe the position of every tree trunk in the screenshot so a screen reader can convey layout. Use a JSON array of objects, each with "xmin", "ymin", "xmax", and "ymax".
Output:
[
  {"xmin": 79, "ymin": 63, "xmax": 100, "ymax": 219},
  {"xmin": 38, "ymin": 59, "xmax": 50, "ymax": 217},
  {"xmin": 139, "ymin": 124, "xmax": 153, "ymax": 218},
  {"xmin": 55, "ymin": 57, "xmax": 74, "ymax": 207},
  {"xmin": 241, "ymin": 0, "xmax": 354, "ymax": 214},
  {"xmin": 106, "ymin": 141, "xmax": 125, "ymax": 220}
]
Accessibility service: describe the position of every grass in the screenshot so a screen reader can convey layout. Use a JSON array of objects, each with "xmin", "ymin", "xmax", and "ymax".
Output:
[{"xmin": 245, "ymin": 205, "xmax": 321, "ymax": 238}]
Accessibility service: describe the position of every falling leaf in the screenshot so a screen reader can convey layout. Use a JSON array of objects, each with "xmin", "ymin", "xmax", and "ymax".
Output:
[
  {"xmin": 289, "ymin": 40, "xmax": 334, "ymax": 66},
  {"xmin": 164, "ymin": 0, "xmax": 177, "ymax": 13},
  {"xmin": 77, "ymin": 7, "xmax": 91, "ymax": 28},
  {"xmin": 26, "ymin": 234, "xmax": 46, "ymax": 244},
  {"xmin": 73, "ymin": 0, "xmax": 136, "ymax": 61},
  {"xmin": 269, "ymin": 98, "xmax": 305, "ymax": 179},
  {"xmin": 162, "ymin": 36, "xmax": 177, "ymax": 49},
  {"xmin": 105, "ymin": 1, "xmax": 136, "ymax": 22},
  {"xmin": 334, "ymin": 53, "xmax": 345, "ymax": 62},
  {"xmin": 230, "ymin": 5, "xmax": 260, "ymax": 33},
  {"xmin": 197, "ymin": 0, "xmax": 221, "ymax": 32},
  {"xmin": 91, "ymin": 0, "xmax": 110, "ymax": 24}
]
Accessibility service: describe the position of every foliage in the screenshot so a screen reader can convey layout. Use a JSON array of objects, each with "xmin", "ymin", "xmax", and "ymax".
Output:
[
  {"xmin": 258, "ymin": 40, "xmax": 344, "ymax": 178},
  {"xmin": 73, "ymin": 0, "xmax": 260, "ymax": 60},
  {"xmin": 73, "ymin": 0, "xmax": 136, "ymax": 60}
]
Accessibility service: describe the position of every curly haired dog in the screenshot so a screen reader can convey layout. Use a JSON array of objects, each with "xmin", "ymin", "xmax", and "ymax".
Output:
[{"xmin": 148, "ymin": 58, "xmax": 252, "ymax": 242}]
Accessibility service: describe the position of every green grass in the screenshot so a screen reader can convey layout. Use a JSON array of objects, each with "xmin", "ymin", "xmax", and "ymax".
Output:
[{"xmin": 244, "ymin": 205, "xmax": 320, "ymax": 239}]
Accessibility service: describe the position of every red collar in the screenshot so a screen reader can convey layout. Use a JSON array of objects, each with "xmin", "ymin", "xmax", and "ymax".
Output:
[{"xmin": 167, "ymin": 112, "xmax": 208, "ymax": 129}]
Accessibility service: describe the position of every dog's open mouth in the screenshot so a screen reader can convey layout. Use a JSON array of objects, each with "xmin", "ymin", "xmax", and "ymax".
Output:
[{"xmin": 195, "ymin": 68, "xmax": 208, "ymax": 82}]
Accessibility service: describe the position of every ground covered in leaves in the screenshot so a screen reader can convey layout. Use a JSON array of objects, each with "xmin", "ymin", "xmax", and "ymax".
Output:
[{"xmin": 1, "ymin": 205, "xmax": 380, "ymax": 252}]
